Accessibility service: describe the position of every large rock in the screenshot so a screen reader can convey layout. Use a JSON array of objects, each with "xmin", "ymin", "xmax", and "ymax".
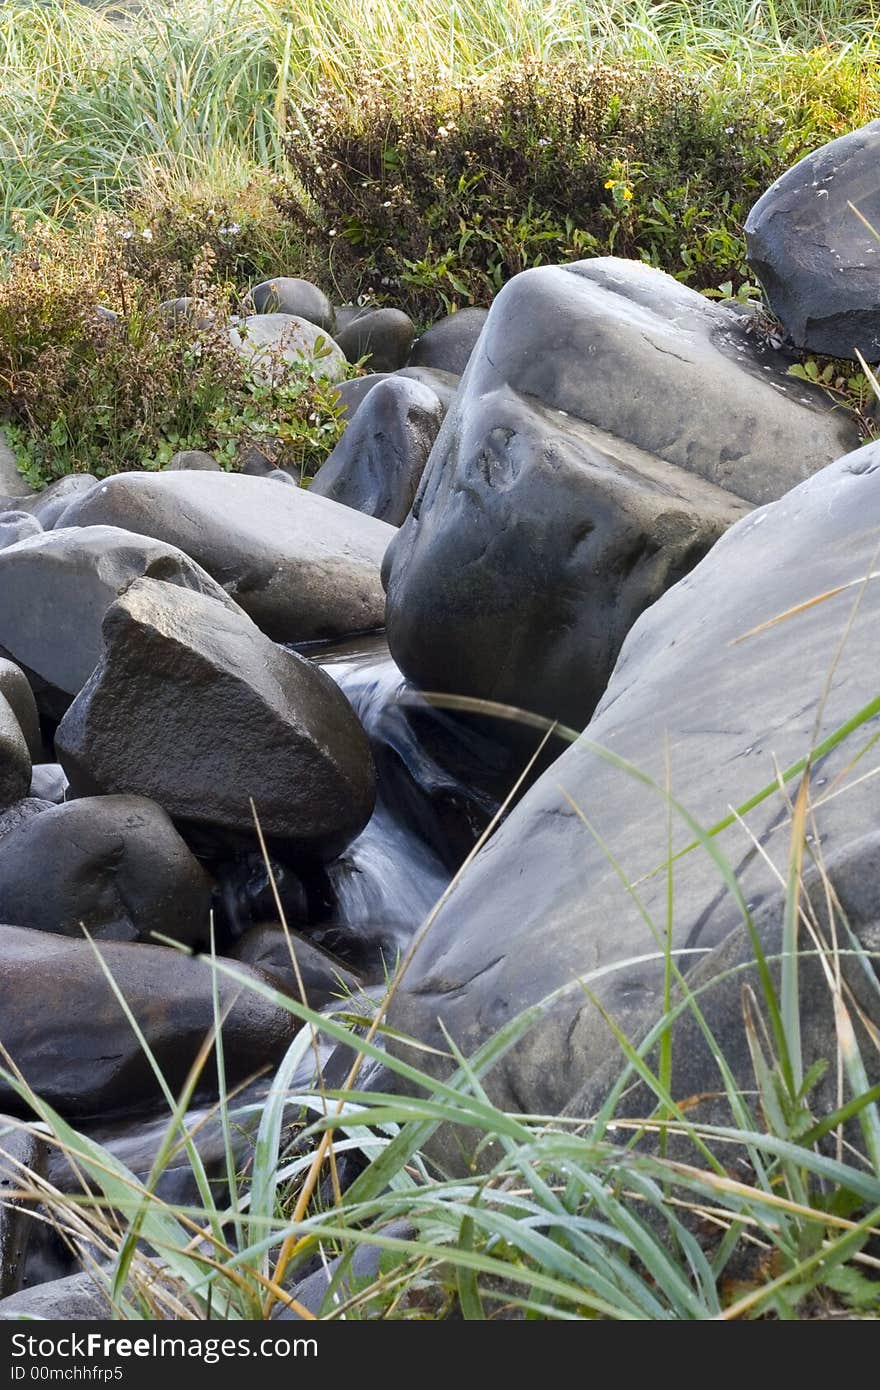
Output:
[
  {"xmin": 7, "ymin": 474, "xmax": 99, "ymax": 530},
  {"xmin": 230, "ymin": 314, "xmax": 346, "ymax": 383},
  {"xmin": 0, "ymin": 795, "xmax": 213, "ymax": 945},
  {"xmin": 0, "ymin": 1271, "xmax": 111, "ymax": 1320},
  {"xmin": 0, "ymin": 660, "xmax": 40, "ymax": 761},
  {"xmin": 248, "ymin": 277, "xmax": 335, "ymax": 333},
  {"xmin": 0, "ymin": 524, "xmax": 241, "ymax": 713},
  {"xmin": 389, "ymin": 440, "xmax": 880, "ymax": 1128},
  {"xmin": 409, "ymin": 307, "xmax": 489, "ymax": 375},
  {"xmin": 55, "ymin": 472, "xmax": 394, "ymax": 644},
  {"xmin": 383, "ymin": 258, "xmax": 859, "ymax": 727},
  {"xmin": 0, "ymin": 925, "xmax": 295, "ymax": 1116},
  {"xmin": 311, "ymin": 376, "xmax": 444, "ymax": 525},
  {"xmin": 0, "ymin": 697, "xmax": 30, "ymax": 813},
  {"xmin": 746, "ymin": 120, "xmax": 880, "ymax": 360},
  {"xmin": 55, "ymin": 578, "xmax": 376, "ymax": 857},
  {"xmin": 0, "ymin": 512, "xmax": 41, "ymax": 551}
]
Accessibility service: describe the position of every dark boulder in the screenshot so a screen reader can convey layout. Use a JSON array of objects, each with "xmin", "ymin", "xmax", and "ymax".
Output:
[
  {"xmin": 55, "ymin": 472, "xmax": 394, "ymax": 644},
  {"xmin": 0, "ymin": 799, "xmax": 51, "ymax": 842},
  {"xmin": 165, "ymin": 449, "xmax": 222, "ymax": 471},
  {"xmin": 408, "ymin": 307, "xmax": 489, "ymax": 375},
  {"xmin": 384, "ymin": 257, "xmax": 859, "ymax": 728},
  {"xmin": 0, "ymin": 794, "xmax": 213, "ymax": 945},
  {"xmin": 0, "ymin": 659, "xmax": 41, "ymax": 760},
  {"xmin": 232, "ymin": 925, "xmax": 362, "ymax": 1008},
  {"xmin": 389, "ymin": 440, "xmax": 880, "ymax": 1131},
  {"xmin": 311, "ymin": 376, "xmax": 443, "ymax": 525},
  {"xmin": 0, "ymin": 524, "xmax": 241, "ymax": 712},
  {"xmin": 0, "ymin": 925, "xmax": 296, "ymax": 1117},
  {"xmin": 746, "ymin": 119, "xmax": 880, "ymax": 359},
  {"xmin": 335, "ymin": 305, "xmax": 415, "ymax": 371},
  {"xmin": 247, "ymin": 277, "xmax": 335, "ymax": 333},
  {"xmin": 55, "ymin": 578, "xmax": 376, "ymax": 857},
  {"xmin": 0, "ymin": 1119, "xmax": 49, "ymax": 1298}
]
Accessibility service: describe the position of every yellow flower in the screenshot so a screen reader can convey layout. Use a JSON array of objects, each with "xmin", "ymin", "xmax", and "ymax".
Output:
[
  {"xmin": 623, "ymin": 188, "xmax": 633, "ymax": 201},
  {"xmin": 604, "ymin": 178, "xmax": 615, "ymax": 189}
]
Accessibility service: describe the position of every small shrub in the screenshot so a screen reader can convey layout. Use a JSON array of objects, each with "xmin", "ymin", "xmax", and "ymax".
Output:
[
  {"xmin": 0, "ymin": 220, "xmax": 347, "ymax": 486},
  {"xmin": 275, "ymin": 55, "xmax": 880, "ymax": 324}
]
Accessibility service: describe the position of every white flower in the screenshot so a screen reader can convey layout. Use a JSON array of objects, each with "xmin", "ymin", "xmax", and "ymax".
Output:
[{"xmin": 140, "ymin": 228, "xmax": 153, "ymax": 242}]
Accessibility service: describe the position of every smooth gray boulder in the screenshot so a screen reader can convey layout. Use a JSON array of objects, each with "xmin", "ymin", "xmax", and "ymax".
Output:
[
  {"xmin": 311, "ymin": 376, "xmax": 444, "ymax": 525},
  {"xmin": 7, "ymin": 474, "xmax": 99, "ymax": 530},
  {"xmin": 0, "ymin": 925, "xmax": 296, "ymax": 1116},
  {"xmin": 746, "ymin": 119, "xmax": 880, "ymax": 359},
  {"xmin": 0, "ymin": 524, "xmax": 242, "ymax": 712},
  {"xmin": 230, "ymin": 313, "xmax": 346, "ymax": 384},
  {"xmin": 383, "ymin": 257, "xmax": 858, "ymax": 727},
  {"xmin": 335, "ymin": 305, "xmax": 415, "ymax": 371},
  {"xmin": 409, "ymin": 307, "xmax": 489, "ymax": 375},
  {"xmin": 334, "ymin": 367, "xmax": 459, "ymax": 424},
  {"xmin": 0, "ymin": 1271, "xmax": 111, "ymax": 1320},
  {"xmin": 0, "ymin": 794, "xmax": 213, "ymax": 945},
  {"xmin": 55, "ymin": 472, "xmax": 394, "ymax": 644},
  {"xmin": 55, "ymin": 578, "xmax": 376, "ymax": 857},
  {"xmin": 0, "ymin": 696, "xmax": 30, "ymax": 813},
  {"xmin": 28, "ymin": 764, "xmax": 66, "ymax": 803},
  {"xmin": 0, "ymin": 512, "xmax": 41, "ymax": 550},
  {"xmin": 389, "ymin": 439, "xmax": 880, "ymax": 1129},
  {"xmin": 0, "ymin": 660, "xmax": 41, "ymax": 761},
  {"xmin": 165, "ymin": 449, "xmax": 222, "ymax": 471},
  {"xmin": 248, "ymin": 277, "xmax": 335, "ymax": 333}
]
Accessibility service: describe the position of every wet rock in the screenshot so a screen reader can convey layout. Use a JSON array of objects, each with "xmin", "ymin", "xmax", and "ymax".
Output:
[
  {"xmin": 165, "ymin": 449, "xmax": 222, "ymax": 471},
  {"xmin": 335, "ymin": 305, "xmax": 415, "ymax": 371},
  {"xmin": 0, "ymin": 660, "xmax": 41, "ymax": 760},
  {"xmin": 0, "ymin": 524, "xmax": 241, "ymax": 711},
  {"xmin": 383, "ymin": 257, "xmax": 858, "ymax": 727},
  {"xmin": 0, "ymin": 1119, "xmax": 49, "ymax": 1298},
  {"xmin": 55, "ymin": 472, "xmax": 394, "ymax": 644},
  {"xmin": 55, "ymin": 578, "xmax": 376, "ymax": 857},
  {"xmin": 230, "ymin": 313, "xmax": 346, "ymax": 383},
  {"xmin": 0, "ymin": 696, "xmax": 30, "ymax": 813},
  {"xmin": 408, "ymin": 307, "xmax": 489, "ymax": 375},
  {"xmin": 0, "ymin": 511, "xmax": 41, "ymax": 550},
  {"xmin": 389, "ymin": 440, "xmax": 880, "ymax": 1131},
  {"xmin": 0, "ymin": 925, "xmax": 296, "ymax": 1117},
  {"xmin": 232, "ymin": 926, "xmax": 362, "ymax": 1007},
  {"xmin": 746, "ymin": 119, "xmax": 880, "ymax": 359},
  {"xmin": 311, "ymin": 376, "xmax": 443, "ymax": 525},
  {"xmin": 248, "ymin": 277, "xmax": 335, "ymax": 333},
  {"xmin": 0, "ymin": 794, "xmax": 212, "ymax": 945}
]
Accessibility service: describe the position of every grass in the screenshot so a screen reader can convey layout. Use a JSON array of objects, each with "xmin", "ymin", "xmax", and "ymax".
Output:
[{"xmin": 1, "ymin": 0, "xmax": 880, "ymax": 246}]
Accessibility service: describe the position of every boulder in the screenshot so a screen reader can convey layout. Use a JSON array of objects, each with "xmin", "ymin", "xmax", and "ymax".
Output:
[
  {"xmin": 232, "ymin": 926, "xmax": 362, "ymax": 1008},
  {"xmin": 311, "ymin": 376, "xmax": 444, "ymax": 525},
  {"xmin": 746, "ymin": 119, "xmax": 880, "ymax": 359},
  {"xmin": 0, "ymin": 696, "xmax": 30, "ymax": 813},
  {"xmin": 0, "ymin": 1271, "xmax": 111, "ymax": 1320},
  {"xmin": 55, "ymin": 578, "xmax": 376, "ymax": 857},
  {"xmin": 333, "ymin": 367, "xmax": 459, "ymax": 424},
  {"xmin": 0, "ymin": 512, "xmax": 41, "ymax": 551},
  {"xmin": 230, "ymin": 314, "xmax": 346, "ymax": 384},
  {"xmin": 335, "ymin": 305, "xmax": 415, "ymax": 371},
  {"xmin": 54, "ymin": 472, "xmax": 393, "ymax": 644},
  {"xmin": 0, "ymin": 660, "xmax": 41, "ymax": 761},
  {"xmin": 383, "ymin": 258, "xmax": 859, "ymax": 727},
  {"xmin": 389, "ymin": 440, "xmax": 880, "ymax": 1128},
  {"xmin": 0, "ymin": 1119, "xmax": 49, "ymax": 1298},
  {"xmin": 165, "ymin": 449, "xmax": 222, "ymax": 471},
  {"xmin": 408, "ymin": 307, "xmax": 489, "ymax": 375},
  {"xmin": 28, "ymin": 765, "xmax": 66, "ymax": 803},
  {"xmin": 9, "ymin": 474, "xmax": 99, "ymax": 530},
  {"xmin": 0, "ymin": 794, "xmax": 213, "ymax": 945},
  {"xmin": 0, "ymin": 799, "xmax": 50, "ymax": 842},
  {"xmin": 0, "ymin": 524, "xmax": 241, "ymax": 712},
  {"xmin": 0, "ymin": 925, "xmax": 296, "ymax": 1116},
  {"xmin": 248, "ymin": 277, "xmax": 335, "ymax": 333},
  {"xmin": 397, "ymin": 366, "xmax": 460, "ymax": 415}
]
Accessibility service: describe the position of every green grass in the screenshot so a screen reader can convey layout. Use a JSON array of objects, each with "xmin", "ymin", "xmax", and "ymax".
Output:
[{"xmin": 1, "ymin": 0, "xmax": 880, "ymax": 246}]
